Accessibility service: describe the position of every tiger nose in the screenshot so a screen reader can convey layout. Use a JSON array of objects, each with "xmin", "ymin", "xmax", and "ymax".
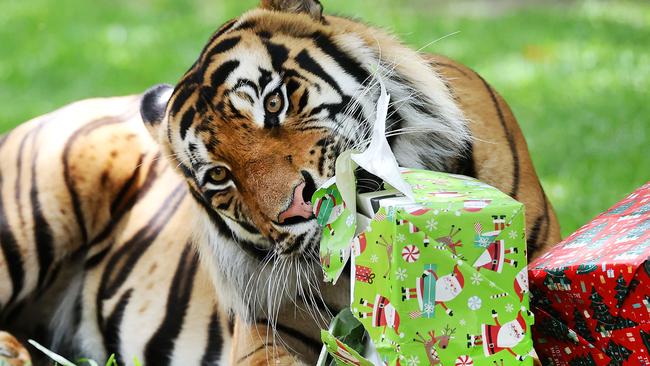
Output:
[{"xmin": 277, "ymin": 171, "xmax": 316, "ymax": 225}]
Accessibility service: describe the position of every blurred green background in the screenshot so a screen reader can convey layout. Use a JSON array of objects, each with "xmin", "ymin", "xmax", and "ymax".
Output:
[{"xmin": 0, "ymin": 0, "xmax": 648, "ymax": 237}]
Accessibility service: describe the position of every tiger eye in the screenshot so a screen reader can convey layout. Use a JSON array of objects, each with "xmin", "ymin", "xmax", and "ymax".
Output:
[
  {"xmin": 264, "ymin": 93, "xmax": 283, "ymax": 114},
  {"xmin": 208, "ymin": 167, "xmax": 228, "ymax": 184}
]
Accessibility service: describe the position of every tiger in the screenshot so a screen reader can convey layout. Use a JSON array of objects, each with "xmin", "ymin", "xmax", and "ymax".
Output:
[{"xmin": 0, "ymin": 0, "xmax": 561, "ymax": 365}]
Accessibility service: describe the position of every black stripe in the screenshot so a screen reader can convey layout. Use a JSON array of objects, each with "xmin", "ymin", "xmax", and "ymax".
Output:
[
  {"xmin": 227, "ymin": 310, "xmax": 235, "ymax": 335},
  {"xmin": 187, "ymin": 187, "xmax": 270, "ymax": 262},
  {"xmin": 29, "ymin": 123, "xmax": 55, "ymax": 288},
  {"xmin": 233, "ymin": 19, "xmax": 256, "ymax": 32},
  {"xmin": 179, "ymin": 107, "xmax": 196, "ymax": 140},
  {"xmin": 200, "ymin": 311, "xmax": 224, "ymax": 366},
  {"xmin": 96, "ymin": 185, "xmax": 186, "ymax": 360},
  {"xmin": 63, "ymin": 116, "xmax": 127, "ymax": 244},
  {"xmin": 103, "ymin": 288, "xmax": 132, "ymax": 366},
  {"xmin": 264, "ymin": 40, "xmax": 289, "ymax": 71},
  {"xmin": 236, "ymin": 342, "xmax": 274, "ymax": 364},
  {"xmin": 169, "ymin": 83, "xmax": 197, "ymax": 117},
  {"xmin": 527, "ymin": 215, "xmax": 545, "ymax": 250},
  {"xmin": 204, "ymin": 20, "xmax": 238, "ymax": 52},
  {"xmin": 98, "ymin": 184, "xmax": 186, "ymax": 301},
  {"xmin": 14, "ymin": 128, "xmax": 34, "ymax": 229},
  {"xmin": 256, "ymin": 318, "xmax": 322, "ymax": 353},
  {"xmin": 144, "ymin": 244, "xmax": 200, "ymax": 366},
  {"xmin": 185, "ymin": 19, "xmax": 239, "ymax": 82},
  {"xmin": 455, "ymin": 141, "xmax": 476, "ymax": 178},
  {"xmin": 109, "ymin": 154, "xmax": 144, "ymax": 215},
  {"xmin": 0, "ymin": 159, "xmax": 25, "ymax": 306},
  {"xmin": 433, "ymin": 62, "xmax": 470, "ymax": 77},
  {"xmin": 204, "ymin": 36, "xmax": 242, "ymax": 64},
  {"xmin": 540, "ymin": 195, "xmax": 551, "ymax": 247},
  {"xmin": 210, "ymin": 60, "xmax": 240, "ymax": 94},
  {"xmin": 298, "ymin": 90, "xmax": 310, "ymax": 114},
  {"xmin": 479, "ymin": 76, "xmax": 520, "ymax": 198},
  {"xmin": 295, "ymin": 49, "xmax": 341, "ymax": 93},
  {"xmin": 311, "ymin": 32, "xmax": 370, "ymax": 85},
  {"xmin": 84, "ymin": 245, "xmax": 112, "ymax": 270},
  {"xmin": 88, "ymin": 154, "xmax": 161, "ymax": 249}
]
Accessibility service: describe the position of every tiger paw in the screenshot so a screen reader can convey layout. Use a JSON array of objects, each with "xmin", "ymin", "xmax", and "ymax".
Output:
[{"xmin": 0, "ymin": 331, "xmax": 31, "ymax": 366}]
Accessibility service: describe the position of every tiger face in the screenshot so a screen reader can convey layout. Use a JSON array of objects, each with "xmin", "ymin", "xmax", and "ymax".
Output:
[{"xmin": 141, "ymin": 0, "xmax": 469, "ymax": 262}]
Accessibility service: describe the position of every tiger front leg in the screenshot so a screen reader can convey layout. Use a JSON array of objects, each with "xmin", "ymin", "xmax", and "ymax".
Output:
[{"xmin": 0, "ymin": 331, "xmax": 31, "ymax": 366}]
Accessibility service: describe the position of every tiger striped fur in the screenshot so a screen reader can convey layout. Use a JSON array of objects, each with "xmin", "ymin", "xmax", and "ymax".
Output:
[{"xmin": 0, "ymin": 1, "xmax": 560, "ymax": 365}]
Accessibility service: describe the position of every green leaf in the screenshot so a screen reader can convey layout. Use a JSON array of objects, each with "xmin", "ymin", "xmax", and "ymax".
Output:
[
  {"xmin": 77, "ymin": 358, "xmax": 99, "ymax": 366},
  {"xmin": 27, "ymin": 340, "xmax": 77, "ymax": 366},
  {"xmin": 104, "ymin": 354, "xmax": 116, "ymax": 366}
]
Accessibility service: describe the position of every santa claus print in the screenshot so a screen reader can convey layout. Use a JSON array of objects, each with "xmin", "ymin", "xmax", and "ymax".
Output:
[
  {"xmin": 466, "ymin": 308, "xmax": 531, "ymax": 361},
  {"xmin": 402, "ymin": 264, "xmax": 465, "ymax": 317},
  {"xmin": 332, "ymin": 338, "xmax": 363, "ymax": 366},
  {"xmin": 352, "ymin": 233, "xmax": 368, "ymax": 257},
  {"xmin": 513, "ymin": 266, "xmax": 529, "ymax": 302},
  {"xmin": 358, "ymin": 294, "xmax": 404, "ymax": 340},
  {"xmin": 473, "ymin": 239, "xmax": 518, "ymax": 273}
]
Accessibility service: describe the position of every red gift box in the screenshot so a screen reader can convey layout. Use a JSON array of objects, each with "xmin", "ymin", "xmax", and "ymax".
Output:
[{"xmin": 530, "ymin": 182, "xmax": 650, "ymax": 366}]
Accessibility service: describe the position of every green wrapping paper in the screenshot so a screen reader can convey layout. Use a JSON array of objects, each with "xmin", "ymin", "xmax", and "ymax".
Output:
[
  {"xmin": 316, "ymin": 170, "xmax": 534, "ymax": 365},
  {"xmin": 315, "ymin": 77, "xmax": 533, "ymax": 365}
]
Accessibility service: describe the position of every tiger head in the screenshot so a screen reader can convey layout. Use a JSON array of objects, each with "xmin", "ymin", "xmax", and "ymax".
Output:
[{"xmin": 140, "ymin": 0, "xmax": 469, "ymax": 262}]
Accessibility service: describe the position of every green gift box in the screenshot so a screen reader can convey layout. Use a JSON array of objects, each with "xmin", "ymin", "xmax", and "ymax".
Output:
[
  {"xmin": 315, "ymin": 170, "xmax": 534, "ymax": 366},
  {"xmin": 314, "ymin": 79, "xmax": 534, "ymax": 365}
]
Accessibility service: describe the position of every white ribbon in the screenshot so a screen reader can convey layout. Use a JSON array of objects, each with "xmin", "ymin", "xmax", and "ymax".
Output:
[{"xmin": 334, "ymin": 77, "xmax": 414, "ymax": 216}]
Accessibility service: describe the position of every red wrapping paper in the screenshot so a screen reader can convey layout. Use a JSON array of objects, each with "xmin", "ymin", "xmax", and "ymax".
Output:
[{"xmin": 529, "ymin": 182, "xmax": 650, "ymax": 366}]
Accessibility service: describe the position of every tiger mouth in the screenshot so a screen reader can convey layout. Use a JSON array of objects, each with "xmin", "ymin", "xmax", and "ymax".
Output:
[{"xmin": 275, "ymin": 215, "xmax": 316, "ymax": 226}]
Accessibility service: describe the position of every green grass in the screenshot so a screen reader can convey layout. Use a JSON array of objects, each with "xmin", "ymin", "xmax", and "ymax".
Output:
[{"xmin": 1, "ymin": 0, "xmax": 648, "ymax": 237}]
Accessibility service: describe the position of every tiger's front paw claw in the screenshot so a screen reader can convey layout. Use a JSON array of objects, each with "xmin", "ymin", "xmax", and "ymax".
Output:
[{"xmin": 0, "ymin": 331, "xmax": 32, "ymax": 366}]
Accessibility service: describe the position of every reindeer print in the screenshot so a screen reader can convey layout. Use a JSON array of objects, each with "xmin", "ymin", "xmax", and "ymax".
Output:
[
  {"xmin": 414, "ymin": 325, "xmax": 457, "ymax": 365},
  {"xmin": 433, "ymin": 225, "xmax": 463, "ymax": 255},
  {"xmin": 375, "ymin": 235, "xmax": 394, "ymax": 278}
]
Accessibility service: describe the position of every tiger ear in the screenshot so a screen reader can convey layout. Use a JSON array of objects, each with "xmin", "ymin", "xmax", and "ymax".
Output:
[
  {"xmin": 260, "ymin": 0, "xmax": 323, "ymax": 21},
  {"xmin": 140, "ymin": 84, "xmax": 173, "ymax": 143}
]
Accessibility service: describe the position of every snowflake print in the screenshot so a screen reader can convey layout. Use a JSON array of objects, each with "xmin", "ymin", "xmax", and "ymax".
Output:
[
  {"xmin": 406, "ymin": 355, "xmax": 420, "ymax": 366},
  {"xmin": 459, "ymin": 319, "xmax": 467, "ymax": 326},
  {"xmin": 488, "ymin": 281, "xmax": 497, "ymax": 288},
  {"xmin": 471, "ymin": 272, "xmax": 483, "ymax": 285},
  {"xmin": 505, "ymin": 303, "xmax": 514, "ymax": 313},
  {"xmin": 423, "ymin": 302, "xmax": 435, "ymax": 315},
  {"xmin": 478, "ymin": 236, "xmax": 490, "ymax": 247},
  {"xmin": 397, "ymin": 233, "xmax": 406, "ymax": 243},
  {"xmin": 468, "ymin": 296, "xmax": 482, "ymax": 310},
  {"xmin": 426, "ymin": 218, "xmax": 438, "ymax": 231},
  {"xmin": 370, "ymin": 254, "xmax": 379, "ymax": 263},
  {"xmin": 395, "ymin": 268, "xmax": 408, "ymax": 281},
  {"xmin": 345, "ymin": 213, "xmax": 355, "ymax": 227},
  {"xmin": 509, "ymin": 230, "xmax": 517, "ymax": 239}
]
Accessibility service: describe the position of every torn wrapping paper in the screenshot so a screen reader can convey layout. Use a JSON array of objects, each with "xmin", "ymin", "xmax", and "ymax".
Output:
[{"xmin": 314, "ymin": 79, "xmax": 533, "ymax": 365}]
